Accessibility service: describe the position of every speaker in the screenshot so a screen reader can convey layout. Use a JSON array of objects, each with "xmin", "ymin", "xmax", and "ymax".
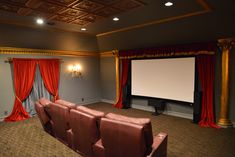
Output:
[{"xmin": 193, "ymin": 91, "xmax": 202, "ymax": 123}]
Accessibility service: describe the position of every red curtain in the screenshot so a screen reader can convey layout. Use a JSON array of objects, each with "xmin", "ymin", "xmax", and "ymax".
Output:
[
  {"xmin": 197, "ymin": 55, "xmax": 219, "ymax": 128},
  {"xmin": 119, "ymin": 42, "xmax": 216, "ymax": 58},
  {"xmin": 38, "ymin": 59, "xmax": 60, "ymax": 102},
  {"xmin": 114, "ymin": 59, "xmax": 129, "ymax": 109},
  {"xmin": 5, "ymin": 59, "xmax": 37, "ymax": 122}
]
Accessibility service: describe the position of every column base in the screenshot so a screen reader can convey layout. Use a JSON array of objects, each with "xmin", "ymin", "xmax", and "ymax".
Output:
[{"xmin": 217, "ymin": 118, "xmax": 233, "ymax": 128}]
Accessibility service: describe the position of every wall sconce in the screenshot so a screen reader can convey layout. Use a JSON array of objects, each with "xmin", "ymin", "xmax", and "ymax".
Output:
[{"xmin": 68, "ymin": 64, "xmax": 82, "ymax": 77}]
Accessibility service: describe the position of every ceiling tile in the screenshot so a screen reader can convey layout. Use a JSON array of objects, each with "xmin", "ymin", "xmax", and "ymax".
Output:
[
  {"xmin": 80, "ymin": 13, "xmax": 103, "ymax": 22},
  {"xmin": 94, "ymin": 7, "xmax": 120, "ymax": 17},
  {"xmin": 113, "ymin": 0, "xmax": 143, "ymax": 11},
  {"xmin": 72, "ymin": 0, "xmax": 103, "ymax": 12},
  {"xmin": 36, "ymin": 2, "xmax": 66, "ymax": 14},
  {"xmin": 71, "ymin": 19, "xmax": 90, "ymax": 25},
  {"xmin": 0, "ymin": 2, "xmax": 20, "ymax": 13},
  {"xmin": 59, "ymin": 8, "xmax": 86, "ymax": 17}
]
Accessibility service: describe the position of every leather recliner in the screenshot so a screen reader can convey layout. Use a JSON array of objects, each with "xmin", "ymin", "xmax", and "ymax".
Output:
[
  {"xmin": 49, "ymin": 102, "xmax": 70, "ymax": 145},
  {"xmin": 34, "ymin": 101, "xmax": 53, "ymax": 135},
  {"xmin": 69, "ymin": 106, "xmax": 105, "ymax": 157},
  {"xmin": 93, "ymin": 114, "xmax": 168, "ymax": 157}
]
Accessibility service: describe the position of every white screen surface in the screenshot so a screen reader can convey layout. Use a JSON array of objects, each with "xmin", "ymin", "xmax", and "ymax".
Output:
[{"xmin": 131, "ymin": 57, "xmax": 195, "ymax": 103}]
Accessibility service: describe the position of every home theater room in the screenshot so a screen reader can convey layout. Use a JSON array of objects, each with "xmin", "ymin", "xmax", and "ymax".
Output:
[{"xmin": 0, "ymin": 0, "xmax": 235, "ymax": 157}]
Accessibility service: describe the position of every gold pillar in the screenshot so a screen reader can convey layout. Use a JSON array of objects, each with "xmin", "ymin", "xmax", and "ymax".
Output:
[
  {"xmin": 114, "ymin": 50, "xmax": 120, "ymax": 103},
  {"xmin": 217, "ymin": 38, "xmax": 235, "ymax": 128}
]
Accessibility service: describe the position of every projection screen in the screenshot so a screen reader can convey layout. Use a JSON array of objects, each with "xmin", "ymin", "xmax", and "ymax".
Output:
[{"xmin": 131, "ymin": 57, "xmax": 195, "ymax": 103}]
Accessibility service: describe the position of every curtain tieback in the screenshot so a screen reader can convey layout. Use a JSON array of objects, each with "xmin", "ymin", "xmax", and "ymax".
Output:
[
  {"xmin": 53, "ymin": 91, "xmax": 58, "ymax": 102},
  {"xmin": 16, "ymin": 95, "xmax": 22, "ymax": 104}
]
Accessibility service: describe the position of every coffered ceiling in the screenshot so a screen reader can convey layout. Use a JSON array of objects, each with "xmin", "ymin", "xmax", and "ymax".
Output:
[
  {"xmin": 0, "ymin": 0, "xmax": 146, "ymax": 26},
  {"xmin": 1, "ymin": 0, "xmax": 232, "ymax": 37}
]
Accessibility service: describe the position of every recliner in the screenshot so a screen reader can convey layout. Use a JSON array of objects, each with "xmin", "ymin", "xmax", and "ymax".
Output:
[
  {"xmin": 93, "ymin": 113, "xmax": 168, "ymax": 157},
  {"xmin": 35, "ymin": 98, "xmax": 168, "ymax": 157},
  {"xmin": 49, "ymin": 102, "xmax": 70, "ymax": 145},
  {"xmin": 68, "ymin": 105, "xmax": 105, "ymax": 157}
]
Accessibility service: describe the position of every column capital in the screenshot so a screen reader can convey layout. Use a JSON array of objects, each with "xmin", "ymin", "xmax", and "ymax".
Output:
[{"xmin": 218, "ymin": 38, "xmax": 235, "ymax": 51}]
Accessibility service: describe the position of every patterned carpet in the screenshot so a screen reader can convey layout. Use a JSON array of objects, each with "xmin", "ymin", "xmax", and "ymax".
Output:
[
  {"xmin": 0, "ymin": 102, "xmax": 235, "ymax": 157},
  {"xmin": 0, "ymin": 115, "xmax": 81, "ymax": 157}
]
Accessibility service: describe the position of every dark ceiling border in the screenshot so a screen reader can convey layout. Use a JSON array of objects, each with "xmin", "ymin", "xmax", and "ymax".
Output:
[{"xmin": 96, "ymin": 0, "xmax": 212, "ymax": 37}]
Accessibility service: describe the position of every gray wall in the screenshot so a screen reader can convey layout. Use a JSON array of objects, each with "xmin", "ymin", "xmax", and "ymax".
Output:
[
  {"xmin": 0, "ymin": 23, "xmax": 98, "ymax": 52},
  {"xmin": 0, "ymin": 24, "xmax": 101, "ymax": 119},
  {"xmin": 100, "ymin": 57, "xmax": 116, "ymax": 101},
  {"xmin": 0, "ymin": 54, "xmax": 101, "ymax": 119}
]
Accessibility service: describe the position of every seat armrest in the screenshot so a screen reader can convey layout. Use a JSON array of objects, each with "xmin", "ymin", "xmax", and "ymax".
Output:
[
  {"xmin": 148, "ymin": 132, "xmax": 168, "ymax": 157},
  {"xmin": 93, "ymin": 139, "xmax": 105, "ymax": 157},
  {"xmin": 67, "ymin": 129, "xmax": 74, "ymax": 149}
]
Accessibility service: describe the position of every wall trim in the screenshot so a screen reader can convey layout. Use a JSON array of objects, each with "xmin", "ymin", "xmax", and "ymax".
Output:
[
  {"xmin": 0, "ymin": 47, "xmax": 98, "ymax": 57},
  {"xmin": 0, "ymin": 116, "xmax": 6, "ymax": 122},
  {"xmin": 100, "ymin": 99, "xmax": 115, "ymax": 104},
  {"xmin": 132, "ymin": 103, "xmax": 193, "ymax": 120},
  {"xmin": 99, "ymin": 50, "xmax": 118, "ymax": 58},
  {"xmin": 77, "ymin": 100, "xmax": 101, "ymax": 106},
  {"xmin": 96, "ymin": 0, "xmax": 212, "ymax": 37}
]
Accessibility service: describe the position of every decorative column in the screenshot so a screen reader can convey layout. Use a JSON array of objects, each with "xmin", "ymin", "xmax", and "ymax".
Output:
[
  {"xmin": 114, "ymin": 50, "xmax": 120, "ymax": 103},
  {"xmin": 217, "ymin": 38, "xmax": 235, "ymax": 128}
]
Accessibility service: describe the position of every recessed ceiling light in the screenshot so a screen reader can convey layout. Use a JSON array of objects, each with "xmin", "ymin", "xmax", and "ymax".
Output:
[
  {"xmin": 36, "ymin": 18, "xmax": 44, "ymax": 25},
  {"xmin": 81, "ymin": 28, "xmax": 86, "ymax": 31},
  {"xmin": 165, "ymin": 2, "xmax": 173, "ymax": 7},
  {"xmin": 113, "ymin": 17, "xmax": 119, "ymax": 21}
]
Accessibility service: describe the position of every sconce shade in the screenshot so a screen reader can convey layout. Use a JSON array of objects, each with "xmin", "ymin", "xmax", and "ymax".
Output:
[{"xmin": 68, "ymin": 64, "xmax": 82, "ymax": 77}]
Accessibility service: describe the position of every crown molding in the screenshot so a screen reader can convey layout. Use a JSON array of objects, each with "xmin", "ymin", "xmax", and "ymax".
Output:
[
  {"xmin": 96, "ymin": 0, "xmax": 212, "ymax": 37},
  {"xmin": 0, "ymin": 47, "xmax": 98, "ymax": 57},
  {"xmin": 99, "ymin": 50, "xmax": 118, "ymax": 58}
]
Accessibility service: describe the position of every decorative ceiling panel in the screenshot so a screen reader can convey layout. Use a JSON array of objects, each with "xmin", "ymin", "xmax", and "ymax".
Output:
[
  {"xmin": 0, "ymin": 2, "xmax": 21, "ymax": 13},
  {"xmin": 113, "ymin": 0, "xmax": 144, "ymax": 11},
  {"xmin": 0, "ymin": 0, "xmax": 147, "ymax": 26},
  {"xmin": 72, "ymin": 0, "xmax": 103, "ymax": 12},
  {"xmin": 36, "ymin": 2, "xmax": 66, "ymax": 14}
]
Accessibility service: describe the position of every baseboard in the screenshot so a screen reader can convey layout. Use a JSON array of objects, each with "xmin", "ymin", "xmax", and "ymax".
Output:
[
  {"xmin": 77, "ymin": 100, "xmax": 100, "ymax": 106},
  {"xmin": 131, "ymin": 104, "xmax": 155, "ymax": 112},
  {"xmin": 0, "ymin": 116, "xmax": 6, "ymax": 122},
  {"xmin": 132, "ymin": 103, "xmax": 193, "ymax": 120},
  {"xmin": 100, "ymin": 99, "xmax": 115, "ymax": 104}
]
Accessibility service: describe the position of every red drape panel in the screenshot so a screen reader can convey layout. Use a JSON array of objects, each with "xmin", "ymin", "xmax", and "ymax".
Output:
[
  {"xmin": 4, "ymin": 59, "xmax": 37, "ymax": 122},
  {"xmin": 197, "ymin": 55, "xmax": 219, "ymax": 128},
  {"xmin": 38, "ymin": 59, "xmax": 60, "ymax": 102},
  {"xmin": 114, "ymin": 59, "xmax": 129, "ymax": 109}
]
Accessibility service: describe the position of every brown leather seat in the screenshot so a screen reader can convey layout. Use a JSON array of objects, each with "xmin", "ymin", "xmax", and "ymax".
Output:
[
  {"xmin": 34, "ymin": 101, "xmax": 53, "ymax": 135},
  {"xmin": 93, "ymin": 114, "xmax": 168, "ymax": 157},
  {"xmin": 55, "ymin": 99, "xmax": 77, "ymax": 110},
  {"xmin": 69, "ymin": 106, "xmax": 104, "ymax": 157},
  {"xmin": 49, "ymin": 103, "xmax": 70, "ymax": 145},
  {"xmin": 105, "ymin": 113, "xmax": 153, "ymax": 155}
]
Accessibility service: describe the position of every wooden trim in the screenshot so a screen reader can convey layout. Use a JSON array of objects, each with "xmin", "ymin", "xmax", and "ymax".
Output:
[
  {"xmin": 96, "ymin": 0, "xmax": 212, "ymax": 37},
  {"xmin": 115, "ymin": 54, "xmax": 120, "ymax": 104},
  {"xmin": 0, "ymin": 47, "xmax": 98, "ymax": 57},
  {"xmin": 4, "ymin": 57, "xmax": 64, "ymax": 63},
  {"xmin": 99, "ymin": 50, "xmax": 118, "ymax": 58}
]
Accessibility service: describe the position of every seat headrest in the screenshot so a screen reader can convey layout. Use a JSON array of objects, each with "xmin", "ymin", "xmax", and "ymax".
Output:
[
  {"xmin": 76, "ymin": 106, "xmax": 105, "ymax": 118},
  {"xmin": 55, "ymin": 99, "xmax": 77, "ymax": 109},
  {"xmin": 39, "ymin": 97, "xmax": 51, "ymax": 106}
]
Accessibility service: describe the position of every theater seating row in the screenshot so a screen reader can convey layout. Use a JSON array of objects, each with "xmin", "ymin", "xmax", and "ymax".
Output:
[{"xmin": 35, "ymin": 98, "xmax": 168, "ymax": 157}]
